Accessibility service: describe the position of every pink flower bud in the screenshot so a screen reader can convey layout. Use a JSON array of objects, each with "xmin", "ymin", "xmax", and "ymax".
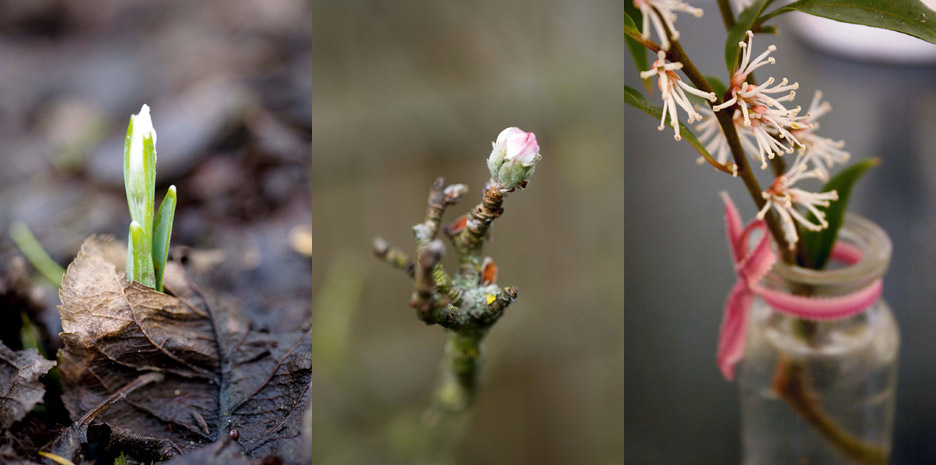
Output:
[
  {"xmin": 496, "ymin": 127, "xmax": 540, "ymax": 167},
  {"xmin": 488, "ymin": 127, "xmax": 542, "ymax": 189}
]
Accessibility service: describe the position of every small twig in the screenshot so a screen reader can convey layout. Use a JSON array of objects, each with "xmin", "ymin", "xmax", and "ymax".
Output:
[
  {"xmin": 411, "ymin": 241, "xmax": 446, "ymax": 313},
  {"xmin": 375, "ymin": 135, "xmax": 537, "ymax": 459},
  {"xmin": 623, "ymin": 27, "xmax": 662, "ymax": 54},
  {"xmin": 715, "ymin": 0, "xmax": 737, "ymax": 30},
  {"xmin": 373, "ymin": 237, "xmax": 415, "ymax": 278},
  {"xmin": 414, "ymin": 178, "xmax": 469, "ymax": 247},
  {"xmin": 452, "ymin": 185, "xmax": 504, "ymax": 280}
]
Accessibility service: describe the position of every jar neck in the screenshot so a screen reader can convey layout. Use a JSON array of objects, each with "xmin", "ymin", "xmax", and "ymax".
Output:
[{"xmin": 762, "ymin": 213, "xmax": 891, "ymax": 298}]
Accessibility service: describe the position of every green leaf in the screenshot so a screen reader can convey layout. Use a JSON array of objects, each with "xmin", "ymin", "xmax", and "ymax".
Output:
[
  {"xmin": 706, "ymin": 75, "xmax": 728, "ymax": 100},
  {"xmin": 624, "ymin": 5, "xmax": 651, "ymax": 91},
  {"xmin": 762, "ymin": 0, "xmax": 936, "ymax": 44},
  {"xmin": 801, "ymin": 158, "xmax": 880, "ymax": 269},
  {"xmin": 142, "ymin": 133, "xmax": 157, "ymax": 237},
  {"xmin": 624, "ymin": 1, "xmax": 642, "ymax": 33},
  {"xmin": 122, "ymin": 115, "xmax": 157, "ymax": 239},
  {"xmin": 122, "ymin": 115, "xmax": 133, "ymax": 209},
  {"xmin": 725, "ymin": 0, "xmax": 776, "ymax": 72},
  {"xmin": 756, "ymin": 25, "xmax": 778, "ymax": 34},
  {"xmin": 128, "ymin": 221, "xmax": 155, "ymax": 288},
  {"xmin": 624, "ymin": 85, "xmax": 720, "ymax": 168},
  {"xmin": 627, "ymin": 37, "xmax": 651, "ymax": 87},
  {"xmin": 8, "ymin": 221, "xmax": 66, "ymax": 286},
  {"xmin": 152, "ymin": 185, "xmax": 177, "ymax": 293}
]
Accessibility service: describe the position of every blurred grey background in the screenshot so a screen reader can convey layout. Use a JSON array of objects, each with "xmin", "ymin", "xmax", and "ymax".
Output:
[{"xmin": 625, "ymin": 2, "xmax": 936, "ymax": 464}]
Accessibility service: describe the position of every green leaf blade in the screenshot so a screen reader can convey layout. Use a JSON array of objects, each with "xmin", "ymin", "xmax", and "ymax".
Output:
[
  {"xmin": 777, "ymin": 0, "xmax": 936, "ymax": 44},
  {"xmin": 129, "ymin": 221, "xmax": 155, "ymax": 288},
  {"xmin": 152, "ymin": 185, "xmax": 177, "ymax": 293},
  {"xmin": 8, "ymin": 221, "xmax": 66, "ymax": 286},
  {"xmin": 142, "ymin": 134, "xmax": 157, "ymax": 238},
  {"xmin": 624, "ymin": 85, "xmax": 718, "ymax": 166},
  {"xmin": 802, "ymin": 157, "xmax": 880, "ymax": 269},
  {"xmin": 706, "ymin": 75, "xmax": 729, "ymax": 101},
  {"xmin": 623, "ymin": 4, "xmax": 651, "ymax": 91}
]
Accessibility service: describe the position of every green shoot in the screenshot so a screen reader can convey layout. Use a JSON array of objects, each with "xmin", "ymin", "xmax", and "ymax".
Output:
[
  {"xmin": 122, "ymin": 105, "xmax": 176, "ymax": 292},
  {"xmin": 152, "ymin": 185, "xmax": 177, "ymax": 292},
  {"xmin": 127, "ymin": 221, "xmax": 155, "ymax": 288},
  {"xmin": 8, "ymin": 221, "xmax": 66, "ymax": 286}
]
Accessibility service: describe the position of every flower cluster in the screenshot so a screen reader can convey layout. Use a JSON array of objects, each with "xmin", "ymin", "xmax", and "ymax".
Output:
[
  {"xmin": 631, "ymin": 25, "xmax": 853, "ymax": 248},
  {"xmin": 640, "ymin": 51, "xmax": 716, "ymax": 141},
  {"xmin": 634, "ymin": 0, "xmax": 703, "ymax": 51},
  {"xmin": 712, "ymin": 31, "xmax": 806, "ymax": 169},
  {"xmin": 688, "ymin": 32, "xmax": 851, "ymax": 247},
  {"xmin": 789, "ymin": 91, "xmax": 851, "ymax": 181},
  {"xmin": 757, "ymin": 154, "xmax": 839, "ymax": 248}
]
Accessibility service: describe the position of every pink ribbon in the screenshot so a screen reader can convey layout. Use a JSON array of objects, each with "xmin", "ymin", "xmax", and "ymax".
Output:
[{"xmin": 717, "ymin": 193, "xmax": 883, "ymax": 381}]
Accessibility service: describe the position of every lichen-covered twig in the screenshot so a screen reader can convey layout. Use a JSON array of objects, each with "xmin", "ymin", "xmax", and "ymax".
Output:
[
  {"xmin": 373, "ymin": 237, "xmax": 414, "ymax": 278},
  {"xmin": 374, "ymin": 127, "xmax": 540, "ymax": 419}
]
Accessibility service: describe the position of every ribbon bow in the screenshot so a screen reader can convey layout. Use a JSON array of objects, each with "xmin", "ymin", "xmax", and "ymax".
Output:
[{"xmin": 717, "ymin": 193, "xmax": 883, "ymax": 381}]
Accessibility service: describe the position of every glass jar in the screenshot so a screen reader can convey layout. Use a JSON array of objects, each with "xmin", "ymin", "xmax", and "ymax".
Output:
[{"xmin": 739, "ymin": 214, "xmax": 899, "ymax": 465}]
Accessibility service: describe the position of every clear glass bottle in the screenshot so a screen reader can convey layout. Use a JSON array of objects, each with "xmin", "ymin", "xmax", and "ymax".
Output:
[{"xmin": 739, "ymin": 214, "xmax": 899, "ymax": 465}]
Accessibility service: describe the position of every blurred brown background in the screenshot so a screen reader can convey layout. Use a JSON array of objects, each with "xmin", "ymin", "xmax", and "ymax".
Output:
[{"xmin": 0, "ymin": 1, "xmax": 624, "ymax": 464}]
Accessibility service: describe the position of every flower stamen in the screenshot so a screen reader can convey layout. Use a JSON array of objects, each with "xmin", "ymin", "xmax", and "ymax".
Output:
[{"xmin": 641, "ymin": 51, "xmax": 716, "ymax": 141}]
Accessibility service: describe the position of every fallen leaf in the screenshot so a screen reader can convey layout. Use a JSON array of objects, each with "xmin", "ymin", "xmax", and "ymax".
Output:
[
  {"xmin": 160, "ymin": 438, "xmax": 250, "ymax": 465},
  {"xmin": 56, "ymin": 236, "xmax": 313, "ymax": 463},
  {"xmin": 0, "ymin": 340, "xmax": 55, "ymax": 430}
]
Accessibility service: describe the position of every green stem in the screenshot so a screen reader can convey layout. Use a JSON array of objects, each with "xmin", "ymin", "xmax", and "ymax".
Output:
[
  {"xmin": 754, "ymin": 6, "xmax": 794, "ymax": 30},
  {"xmin": 429, "ymin": 328, "xmax": 487, "ymax": 416},
  {"xmin": 665, "ymin": 39, "xmax": 796, "ymax": 262},
  {"xmin": 623, "ymin": 27, "xmax": 662, "ymax": 54},
  {"xmin": 715, "ymin": 0, "xmax": 737, "ymax": 30},
  {"xmin": 773, "ymin": 356, "xmax": 889, "ymax": 465}
]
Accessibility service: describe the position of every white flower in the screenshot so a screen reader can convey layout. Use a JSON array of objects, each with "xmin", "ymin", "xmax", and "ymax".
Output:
[
  {"xmin": 124, "ymin": 104, "xmax": 158, "ymax": 228},
  {"xmin": 634, "ymin": 0, "xmax": 703, "ymax": 51},
  {"xmin": 790, "ymin": 91, "xmax": 850, "ymax": 181},
  {"xmin": 713, "ymin": 31, "xmax": 806, "ymax": 168},
  {"xmin": 694, "ymin": 106, "xmax": 732, "ymax": 165},
  {"xmin": 757, "ymin": 154, "xmax": 838, "ymax": 248},
  {"xmin": 640, "ymin": 51, "xmax": 716, "ymax": 141},
  {"xmin": 694, "ymin": 105, "xmax": 760, "ymax": 173},
  {"xmin": 742, "ymin": 103, "xmax": 807, "ymax": 169},
  {"xmin": 129, "ymin": 104, "xmax": 157, "ymax": 172}
]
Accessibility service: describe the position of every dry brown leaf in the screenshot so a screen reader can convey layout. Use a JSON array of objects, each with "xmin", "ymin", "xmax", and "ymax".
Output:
[
  {"xmin": 0, "ymin": 341, "xmax": 54, "ymax": 430},
  {"xmin": 56, "ymin": 236, "xmax": 312, "ymax": 463}
]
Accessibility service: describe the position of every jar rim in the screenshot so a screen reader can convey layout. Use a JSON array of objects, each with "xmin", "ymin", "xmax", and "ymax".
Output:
[{"xmin": 770, "ymin": 213, "xmax": 891, "ymax": 286}]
